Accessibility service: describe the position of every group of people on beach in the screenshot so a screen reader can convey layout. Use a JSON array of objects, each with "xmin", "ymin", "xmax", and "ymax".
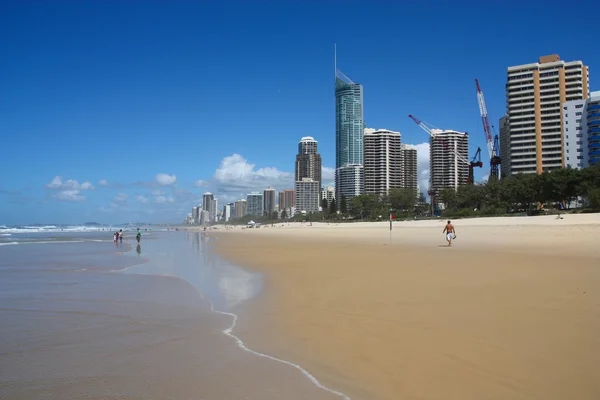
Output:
[{"xmin": 113, "ymin": 228, "xmax": 142, "ymax": 245}]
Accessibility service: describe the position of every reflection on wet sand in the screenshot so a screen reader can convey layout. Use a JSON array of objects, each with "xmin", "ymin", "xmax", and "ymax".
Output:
[{"xmin": 124, "ymin": 232, "xmax": 262, "ymax": 311}]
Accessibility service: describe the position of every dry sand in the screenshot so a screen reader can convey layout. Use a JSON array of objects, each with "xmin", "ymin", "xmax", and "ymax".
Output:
[{"xmin": 212, "ymin": 214, "xmax": 600, "ymax": 400}]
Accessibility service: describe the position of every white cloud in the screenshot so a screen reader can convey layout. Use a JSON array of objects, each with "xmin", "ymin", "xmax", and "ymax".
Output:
[
  {"xmin": 113, "ymin": 193, "xmax": 128, "ymax": 203},
  {"xmin": 322, "ymin": 166, "xmax": 335, "ymax": 184},
  {"xmin": 195, "ymin": 179, "xmax": 209, "ymax": 188},
  {"xmin": 213, "ymin": 154, "xmax": 292, "ymax": 196},
  {"xmin": 46, "ymin": 176, "xmax": 94, "ymax": 202},
  {"xmin": 154, "ymin": 195, "xmax": 175, "ymax": 204},
  {"xmin": 46, "ymin": 176, "xmax": 95, "ymax": 191},
  {"xmin": 53, "ymin": 189, "xmax": 85, "ymax": 202},
  {"xmin": 136, "ymin": 195, "xmax": 149, "ymax": 204},
  {"xmin": 99, "ymin": 179, "xmax": 108, "ymax": 186},
  {"xmin": 151, "ymin": 189, "xmax": 166, "ymax": 196},
  {"xmin": 155, "ymin": 173, "xmax": 177, "ymax": 186},
  {"xmin": 413, "ymin": 142, "xmax": 430, "ymax": 194}
]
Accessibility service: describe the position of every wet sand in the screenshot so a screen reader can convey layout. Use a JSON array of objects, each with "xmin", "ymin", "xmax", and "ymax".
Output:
[
  {"xmin": 213, "ymin": 215, "xmax": 600, "ymax": 400},
  {"xmin": 0, "ymin": 233, "xmax": 347, "ymax": 400}
]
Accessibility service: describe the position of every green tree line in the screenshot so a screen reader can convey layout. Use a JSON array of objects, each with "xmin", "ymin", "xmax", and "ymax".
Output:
[{"xmin": 224, "ymin": 164, "xmax": 600, "ymax": 224}]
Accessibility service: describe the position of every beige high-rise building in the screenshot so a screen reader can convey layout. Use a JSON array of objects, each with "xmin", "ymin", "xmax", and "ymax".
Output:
[
  {"xmin": 234, "ymin": 199, "xmax": 246, "ymax": 218},
  {"xmin": 504, "ymin": 54, "xmax": 589, "ymax": 175},
  {"xmin": 363, "ymin": 128, "xmax": 403, "ymax": 196},
  {"xmin": 263, "ymin": 187, "xmax": 276, "ymax": 215},
  {"xmin": 278, "ymin": 189, "xmax": 295, "ymax": 210},
  {"xmin": 401, "ymin": 144, "xmax": 418, "ymax": 193}
]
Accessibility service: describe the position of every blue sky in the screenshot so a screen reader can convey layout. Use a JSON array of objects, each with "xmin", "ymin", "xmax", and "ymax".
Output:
[{"xmin": 1, "ymin": 1, "xmax": 598, "ymax": 225}]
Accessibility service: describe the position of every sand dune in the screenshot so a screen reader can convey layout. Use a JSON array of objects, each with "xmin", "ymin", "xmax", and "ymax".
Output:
[{"xmin": 213, "ymin": 214, "xmax": 600, "ymax": 400}]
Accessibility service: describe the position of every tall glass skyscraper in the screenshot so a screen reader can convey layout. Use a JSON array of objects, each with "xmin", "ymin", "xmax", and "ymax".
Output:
[
  {"xmin": 335, "ymin": 69, "xmax": 364, "ymax": 168},
  {"xmin": 335, "ymin": 67, "xmax": 365, "ymax": 202}
]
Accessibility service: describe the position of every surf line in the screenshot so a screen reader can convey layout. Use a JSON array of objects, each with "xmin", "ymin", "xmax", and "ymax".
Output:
[{"xmin": 210, "ymin": 302, "xmax": 351, "ymax": 400}]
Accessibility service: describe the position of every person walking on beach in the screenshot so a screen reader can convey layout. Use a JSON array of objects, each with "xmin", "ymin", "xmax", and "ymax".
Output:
[
  {"xmin": 136, "ymin": 228, "xmax": 141, "ymax": 244},
  {"xmin": 119, "ymin": 229, "xmax": 123, "ymax": 244},
  {"xmin": 442, "ymin": 220, "xmax": 456, "ymax": 247},
  {"xmin": 113, "ymin": 231, "xmax": 118, "ymax": 244}
]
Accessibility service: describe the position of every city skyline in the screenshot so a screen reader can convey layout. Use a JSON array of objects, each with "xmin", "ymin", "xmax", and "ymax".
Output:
[{"xmin": 2, "ymin": 1, "xmax": 598, "ymax": 224}]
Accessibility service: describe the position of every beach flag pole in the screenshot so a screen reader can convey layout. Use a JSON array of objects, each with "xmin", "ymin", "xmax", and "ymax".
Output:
[{"xmin": 389, "ymin": 209, "xmax": 395, "ymax": 245}]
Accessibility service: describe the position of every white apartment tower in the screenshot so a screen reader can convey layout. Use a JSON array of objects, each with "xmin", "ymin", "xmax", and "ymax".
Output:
[
  {"xmin": 295, "ymin": 178, "xmax": 320, "ymax": 214},
  {"xmin": 505, "ymin": 54, "xmax": 589, "ymax": 175},
  {"xmin": 429, "ymin": 130, "xmax": 469, "ymax": 194},
  {"xmin": 321, "ymin": 186, "xmax": 335, "ymax": 204},
  {"xmin": 562, "ymin": 91, "xmax": 600, "ymax": 169},
  {"xmin": 363, "ymin": 128, "xmax": 403, "ymax": 196},
  {"xmin": 401, "ymin": 144, "xmax": 418, "ymax": 193},
  {"xmin": 335, "ymin": 164, "xmax": 364, "ymax": 202}
]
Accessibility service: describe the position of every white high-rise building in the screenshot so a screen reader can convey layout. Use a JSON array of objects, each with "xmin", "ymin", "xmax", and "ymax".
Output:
[
  {"xmin": 363, "ymin": 128, "xmax": 403, "ymax": 196},
  {"xmin": 223, "ymin": 204, "xmax": 231, "ymax": 223},
  {"xmin": 429, "ymin": 130, "xmax": 469, "ymax": 194},
  {"xmin": 335, "ymin": 164, "xmax": 364, "ymax": 203},
  {"xmin": 321, "ymin": 186, "xmax": 335, "ymax": 204},
  {"xmin": 562, "ymin": 91, "xmax": 600, "ymax": 169},
  {"xmin": 295, "ymin": 178, "xmax": 320, "ymax": 214},
  {"xmin": 504, "ymin": 54, "xmax": 590, "ymax": 175},
  {"xmin": 246, "ymin": 193, "xmax": 263, "ymax": 216},
  {"xmin": 200, "ymin": 210, "xmax": 210, "ymax": 226},
  {"xmin": 210, "ymin": 198, "xmax": 218, "ymax": 222}
]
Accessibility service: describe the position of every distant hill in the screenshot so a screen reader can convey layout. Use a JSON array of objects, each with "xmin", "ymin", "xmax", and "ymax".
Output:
[{"xmin": 83, "ymin": 222, "xmax": 102, "ymax": 226}]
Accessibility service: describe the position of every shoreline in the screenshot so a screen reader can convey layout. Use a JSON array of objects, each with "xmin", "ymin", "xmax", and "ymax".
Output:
[
  {"xmin": 212, "ymin": 214, "xmax": 600, "ymax": 400},
  {"xmin": 119, "ymin": 231, "xmax": 351, "ymax": 399}
]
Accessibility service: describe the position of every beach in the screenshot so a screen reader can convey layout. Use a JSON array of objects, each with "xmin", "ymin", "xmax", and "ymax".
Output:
[
  {"xmin": 0, "ymin": 230, "xmax": 347, "ymax": 400},
  {"xmin": 212, "ymin": 214, "xmax": 600, "ymax": 400}
]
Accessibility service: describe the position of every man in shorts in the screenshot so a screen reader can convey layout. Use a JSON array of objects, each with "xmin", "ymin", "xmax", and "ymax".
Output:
[{"xmin": 442, "ymin": 220, "xmax": 456, "ymax": 247}]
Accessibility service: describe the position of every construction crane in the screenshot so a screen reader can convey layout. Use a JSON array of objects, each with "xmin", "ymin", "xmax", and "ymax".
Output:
[
  {"xmin": 475, "ymin": 79, "xmax": 502, "ymax": 180},
  {"xmin": 408, "ymin": 115, "xmax": 483, "ymax": 188}
]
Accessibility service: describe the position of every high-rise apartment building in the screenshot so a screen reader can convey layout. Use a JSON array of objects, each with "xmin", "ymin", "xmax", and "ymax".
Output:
[
  {"xmin": 202, "ymin": 192, "xmax": 214, "ymax": 223},
  {"xmin": 363, "ymin": 128, "xmax": 403, "ymax": 196},
  {"xmin": 429, "ymin": 130, "xmax": 469, "ymax": 194},
  {"xmin": 246, "ymin": 193, "xmax": 263, "ymax": 216},
  {"xmin": 499, "ymin": 115, "xmax": 510, "ymax": 178},
  {"xmin": 234, "ymin": 199, "xmax": 246, "ymax": 218},
  {"xmin": 295, "ymin": 137, "xmax": 322, "ymax": 187},
  {"xmin": 562, "ymin": 91, "xmax": 600, "ymax": 169},
  {"xmin": 278, "ymin": 189, "xmax": 295, "ymax": 214},
  {"xmin": 263, "ymin": 187, "xmax": 276, "ymax": 215},
  {"xmin": 504, "ymin": 54, "xmax": 589, "ymax": 175},
  {"xmin": 210, "ymin": 198, "xmax": 218, "ymax": 222},
  {"xmin": 295, "ymin": 178, "xmax": 320, "ymax": 214},
  {"xmin": 335, "ymin": 64, "xmax": 365, "ymax": 202},
  {"xmin": 335, "ymin": 164, "xmax": 364, "ymax": 201},
  {"xmin": 321, "ymin": 186, "xmax": 335, "ymax": 205},
  {"xmin": 223, "ymin": 204, "xmax": 231, "ymax": 223},
  {"xmin": 401, "ymin": 144, "xmax": 418, "ymax": 193}
]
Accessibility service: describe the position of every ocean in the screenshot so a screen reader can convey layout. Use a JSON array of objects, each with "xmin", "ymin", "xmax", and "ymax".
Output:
[{"xmin": 0, "ymin": 227, "xmax": 348, "ymax": 400}]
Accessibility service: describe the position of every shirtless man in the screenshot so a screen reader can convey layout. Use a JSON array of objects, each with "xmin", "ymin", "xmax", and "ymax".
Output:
[{"xmin": 442, "ymin": 220, "xmax": 455, "ymax": 247}]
